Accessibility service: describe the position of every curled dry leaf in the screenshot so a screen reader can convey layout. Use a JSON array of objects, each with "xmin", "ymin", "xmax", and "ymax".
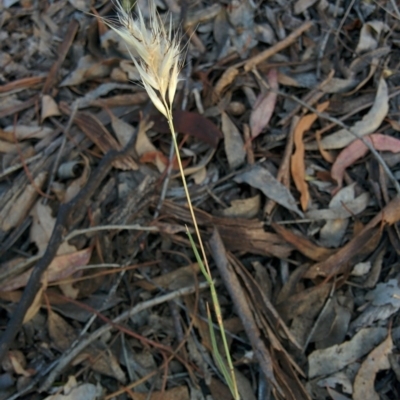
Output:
[
  {"xmin": 307, "ymin": 78, "xmax": 388, "ymax": 150},
  {"xmin": 212, "ymin": 67, "xmax": 239, "ymax": 103},
  {"xmin": 41, "ymin": 94, "xmax": 61, "ymax": 122},
  {"xmin": 331, "ymin": 133, "xmax": 400, "ymax": 189},
  {"xmin": 250, "ymin": 68, "xmax": 278, "ymax": 139},
  {"xmin": 355, "ymin": 21, "xmax": 389, "ymax": 54},
  {"xmin": 291, "ymin": 101, "xmax": 329, "ymax": 211},
  {"xmin": 63, "ymin": 157, "xmax": 91, "ymax": 203}
]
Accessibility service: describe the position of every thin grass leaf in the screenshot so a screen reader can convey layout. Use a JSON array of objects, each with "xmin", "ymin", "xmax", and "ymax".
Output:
[
  {"xmin": 187, "ymin": 229, "xmax": 213, "ymax": 285},
  {"xmin": 207, "ymin": 305, "xmax": 236, "ymax": 395}
]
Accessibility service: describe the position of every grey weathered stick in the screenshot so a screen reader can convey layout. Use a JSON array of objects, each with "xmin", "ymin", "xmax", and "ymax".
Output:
[{"xmin": 208, "ymin": 228, "xmax": 282, "ymax": 395}]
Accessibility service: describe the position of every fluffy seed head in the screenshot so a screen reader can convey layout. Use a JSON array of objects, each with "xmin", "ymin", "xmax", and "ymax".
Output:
[{"xmin": 108, "ymin": 1, "xmax": 181, "ymax": 118}]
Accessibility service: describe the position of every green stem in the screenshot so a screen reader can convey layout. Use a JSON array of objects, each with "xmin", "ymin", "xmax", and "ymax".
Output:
[{"xmin": 166, "ymin": 111, "xmax": 239, "ymax": 400}]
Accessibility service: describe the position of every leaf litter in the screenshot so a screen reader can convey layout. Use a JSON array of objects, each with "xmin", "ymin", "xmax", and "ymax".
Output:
[{"xmin": 1, "ymin": 0, "xmax": 400, "ymax": 399}]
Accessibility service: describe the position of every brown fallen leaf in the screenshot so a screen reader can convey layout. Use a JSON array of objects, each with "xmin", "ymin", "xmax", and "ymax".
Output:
[
  {"xmin": 331, "ymin": 133, "xmax": 400, "ymax": 190},
  {"xmin": 128, "ymin": 386, "xmax": 189, "ymax": 400},
  {"xmin": 0, "ymin": 172, "xmax": 47, "ymax": 233},
  {"xmin": 82, "ymin": 346, "xmax": 126, "ymax": 383},
  {"xmin": 59, "ymin": 55, "xmax": 98, "ymax": 87},
  {"xmin": 0, "ymin": 248, "xmax": 92, "ymax": 292},
  {"xmin": 41, "ymin": 94, "xmax": 61, "ymax": 122},
  {"xmin": 30, "ymin": 201, "xmax": 76, "ymax": 254},
  {"xmin": 250, "ymin": 68, "xmax": 278, "ymax": 139},
  {"xmin": 353, "ymin": 332, "xmax": 393, "ymax": 400},
  {"xmin": 212, "ymin": 66, "xmax": 239, "ymax": 103},
  {"xmin": 110, "ymin": 112, "xmax": 135, "ymax": 147},
  {"xmin": 48, "ymin": 309, "xmax": 77, "ymax": 352},
  {"xmin": 304, "ymin": 196, "xmax": 400, "ymax": 279},
  {"xmin": 276, "ymin": 284, "xmax": 331, "ymax": 323},
  {"xmin": 90, "ymin": 92, "xmax": 148, "ymax": 108},
  {"xmin": 140, "ymin": 150, "xmax": 190, "ymax": 172},
  {"xmin": 3, "ymin": 125, "xmax": 53, "ymax": 140},
  {"xmin": 6, "ymin": 350, "xmax": 31, "ymax": 377},
  {"xmin": 209, "ymin": 228, "xmax": 281, "ymax": 394},
  {"xmin": 291, "ymin": 101, "xmax": 329, "ymax": 211},
  {"xmin": 0, "ymin": 95, "xmax": 39, "ymax": 119},
  {"xmin": 220, "ymin": 195, "xmax": 261, "ymax": 219},
  {"xmin": 23, "ymin": 281, "xmax": 46, "ymax": 324},
  {"xmin": 0, "ymin": 76, "xmax": 45, "ymax": 94},
  {"xmin": 59, "ymin": 103, "xmax": 138, "ymax": 170},
  {"xmin": 161, "ymin": 199, "xmax": 293, "ymax": 258},
  {"xmin": 272, "ymin": 222, "xmax": 335, "ymax": 262},
  {"xmin": 135, "ymin": 263, "xmax": 199, "ymax": 291},
  {"xmin": 151, "ymin": 110, "xmax": 223, "ymax": 148}
]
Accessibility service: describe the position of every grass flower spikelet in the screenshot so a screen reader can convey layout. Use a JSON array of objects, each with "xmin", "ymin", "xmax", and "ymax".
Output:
[
  {"xmin": 109, "ymin": 1, "xmax": 181, "ymax": 118},
  {"xmin": 106, "ymin": 3, "xmax": 240, "ymax": 398}
]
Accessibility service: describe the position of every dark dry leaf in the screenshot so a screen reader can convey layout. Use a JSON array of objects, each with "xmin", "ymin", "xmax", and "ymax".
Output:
[{"xmin": 151, "ymin": 110, "xmax": 223, "ymax": 148}]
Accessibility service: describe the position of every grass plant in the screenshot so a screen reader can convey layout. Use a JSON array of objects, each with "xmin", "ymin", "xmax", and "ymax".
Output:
[{"xmin": 107, "ymin": 1, "xmax": 239, "ymax": 398}]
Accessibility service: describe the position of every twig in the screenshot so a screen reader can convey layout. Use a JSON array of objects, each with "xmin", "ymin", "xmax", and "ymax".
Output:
[{"xmin": 64, "ymin": 224, "xmax": 159, "ymax": 242}]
